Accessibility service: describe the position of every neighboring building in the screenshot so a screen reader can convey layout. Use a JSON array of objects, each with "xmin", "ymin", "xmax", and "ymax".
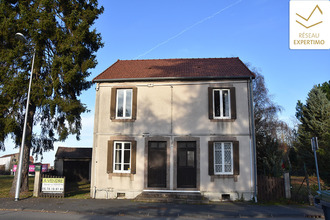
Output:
[
  {"xmin": 0, "ymin": 154, "xmax": 14, "ymax": 172},
  {"xmin": 91, "ymin": 58, "xmax": 257, "ymax": 201},
  {"xmin": 54, "ymin": 147, "xmax": 92, "ymax": 181},
  {"xmin": 0, "ymin": 153, "xmax": 34, "ymax": 173}
]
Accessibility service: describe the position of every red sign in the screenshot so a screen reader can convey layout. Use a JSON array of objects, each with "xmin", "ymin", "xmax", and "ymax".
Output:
[
  {"xmin": 13, "ymin": 164, "xmax": 49, "ymax": 173},
  {"xmin": 29, "ymin": 165, "xmax": 35, "ymax": 172}
]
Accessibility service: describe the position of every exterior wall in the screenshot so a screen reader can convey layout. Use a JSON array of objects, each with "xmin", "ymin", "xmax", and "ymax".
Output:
[
  {"xmin": 10, "ymin": 154, "xmax": 20, "ymax": 172},
  {"xmin": 0, "ymin": 153, "xmax": 19, "ymax": 172},
  {"xmin": 54, "ymin": 159, "xmax": 64, "ymax": 176},
  {"xmin": 55, "ymin": 158, "xmax": 91, "ymax": 181},
  {"xmin": 0, "ymin": 157, "xmax": 11, "ymax": 171},
  {"xmin": 91, "ymin": 80, "xmax": 256, "ymax": 201}
]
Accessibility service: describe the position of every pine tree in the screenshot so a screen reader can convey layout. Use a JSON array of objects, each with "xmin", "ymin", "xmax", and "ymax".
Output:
[
  {"xmin": 319, "ymin": 81, "xmax": 330, "ymax": 100},
  {"xmin": 0, "ymin": 0, "xmax": 103, "ymax": 194},
  {"xmin": 296, "ymin": 85, "xmax": 330, "ymax": 185}
]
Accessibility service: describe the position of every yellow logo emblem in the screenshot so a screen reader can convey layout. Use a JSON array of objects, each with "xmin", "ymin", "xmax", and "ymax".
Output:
[{"xmin": 296, "ymin": 5, "xmax": 323, "ymax": 29}]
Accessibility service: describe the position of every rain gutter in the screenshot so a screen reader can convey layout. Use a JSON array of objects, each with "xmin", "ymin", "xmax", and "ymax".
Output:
[
  {"xmin": 249, "ymin": 76, "xmax": 258, "ymax": 202},
  {"xmin": 92, "ymin": 75, "xmax": 255, "ymax": 83}
]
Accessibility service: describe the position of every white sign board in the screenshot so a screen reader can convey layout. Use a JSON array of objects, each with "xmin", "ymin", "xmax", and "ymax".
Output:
[{"xmin": 41, "ymin": 178, "xmax": 65, "ymax": 194}]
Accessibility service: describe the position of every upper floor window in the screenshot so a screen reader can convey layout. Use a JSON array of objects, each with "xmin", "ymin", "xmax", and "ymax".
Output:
[
  {"xmin": 110, "ymin": 87, "xmax": 137, "ymax": 121},
  {"xmin": 208, "ymin": 87, "xmax": 236, "ymax": 120},
  {"xmin": 213, "ymin": 89, "xmax": 230, "ymax": 119},
  {"xmin": 116, "ymin": 89, "xmax": 132, "ymax": 119}
]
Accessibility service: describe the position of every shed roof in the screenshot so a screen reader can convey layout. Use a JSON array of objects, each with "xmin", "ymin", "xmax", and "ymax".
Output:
[
  {"xmin": 55, "ymin": 147, "xmax": 92, "ymax": 159},
  {"xmin": 0, "ymin": 153, "xmax": 18, "ymax": 158},
  {"xmin": 93, "ymin": 58, "xmax": 255, "ymax": 82}
]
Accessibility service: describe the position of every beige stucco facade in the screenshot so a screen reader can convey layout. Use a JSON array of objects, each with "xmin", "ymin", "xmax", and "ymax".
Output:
[{"xmin": 91, "ymin": 79, "xmax": 256, "ymax": 201}]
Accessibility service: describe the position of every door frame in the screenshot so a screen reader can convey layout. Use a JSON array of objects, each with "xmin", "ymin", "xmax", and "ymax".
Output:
[
  {"xmin": 177, "ymin": 141, "xmax": 197, "ymax": 188},
  {"xmin": 144, "ymin": 137, "xmax": 171, "ymax": 189},
  {"xmin": 173, "ymin": 137, "xmax": 200, "ymax": 190},
  {"xmin": 147, "ymin": 141, "xmax": 167, "ymax": 188}
]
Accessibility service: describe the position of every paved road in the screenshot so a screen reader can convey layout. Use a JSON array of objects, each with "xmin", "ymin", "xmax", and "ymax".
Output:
[
  {"xmin": 0, "ymin": 210, "xmax": 324, "ymax": 220},
  {"xmin": 0, "ymin": 198, "xmax": 325, "ymax": 219}
]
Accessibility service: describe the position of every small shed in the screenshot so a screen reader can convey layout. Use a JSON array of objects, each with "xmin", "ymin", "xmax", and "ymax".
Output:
[{"xmin": 54, "ymin": 147, "xmax": 92, "ymax": 181}]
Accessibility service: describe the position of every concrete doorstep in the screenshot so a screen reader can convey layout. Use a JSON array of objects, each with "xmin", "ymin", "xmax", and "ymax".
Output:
[{"xmin": 134, "ymin": 192, "xmax": 209, "ymax": 204}]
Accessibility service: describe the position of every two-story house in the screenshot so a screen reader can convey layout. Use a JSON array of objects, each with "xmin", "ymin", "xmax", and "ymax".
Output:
[{"xmin": 91, "ymin": 58, "xmax": 257, "ymax": 201}]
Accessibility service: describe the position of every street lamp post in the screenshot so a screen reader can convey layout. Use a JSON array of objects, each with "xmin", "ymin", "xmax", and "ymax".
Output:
[{"xmin": 14, "ymin": 33, "xmax": 36, "ymax": 201}]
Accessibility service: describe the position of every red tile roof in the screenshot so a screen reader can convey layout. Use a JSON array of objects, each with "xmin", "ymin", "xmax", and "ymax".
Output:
[{"xmin": 93, "ymin": 58, "xmax": 255, "ymax": 82}]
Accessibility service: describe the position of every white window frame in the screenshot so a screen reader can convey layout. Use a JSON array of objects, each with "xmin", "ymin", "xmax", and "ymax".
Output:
[
  {"xmin": 113, "ymin": 141, "xmax": 131, "ymax": 173},
  {"xmin": 116, "ymin": 89, "xmax": 133, "ymax": 119},
  {"xmin": 212, "ymin": 89, "xmax": 231, "ymax": 119},
  {"xmin": 213, "ymin": 142, "xmax": 233, "ymax": 175}
]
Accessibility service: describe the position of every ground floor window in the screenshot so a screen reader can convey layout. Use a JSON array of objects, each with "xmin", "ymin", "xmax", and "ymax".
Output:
[
  {"xmin": 214, "ymin": 142, "xmax": 233, "ymax": 175},
  {"xmin": 113, "ymin": 141, "xmax": 131, "ymax": 173}
]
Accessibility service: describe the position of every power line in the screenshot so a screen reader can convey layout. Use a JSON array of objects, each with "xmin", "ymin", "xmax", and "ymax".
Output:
[{"xmin": 134, "ymin": 0, "xmax": 242, "ymax": 59}]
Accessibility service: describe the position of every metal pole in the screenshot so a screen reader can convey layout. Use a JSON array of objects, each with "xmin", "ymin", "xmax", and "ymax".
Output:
[
  {"xmin": 304, "ymin": 163, "xmax": 313, "ymax": 205},
  {"xmin": 314, "ymin": 148, "xmax": 322, "ymax": 191},
  {"xmin": 14, "ymin": 49, "xmax": 36, "ymax": 201},
  {"xmin": 311, "ymin": 137, "xmax": 322, "ymax": 192}
]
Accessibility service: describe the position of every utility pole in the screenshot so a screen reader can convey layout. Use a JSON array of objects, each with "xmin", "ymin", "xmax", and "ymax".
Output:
[{"xmin": 311, "ymin": 137, "xmax": 321, "ymax": 191}]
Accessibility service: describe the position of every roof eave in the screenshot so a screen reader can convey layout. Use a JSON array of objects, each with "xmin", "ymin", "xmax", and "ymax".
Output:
[{"xmin": 93, "ymin": 75, "xmax": 255, "ymax": 83}]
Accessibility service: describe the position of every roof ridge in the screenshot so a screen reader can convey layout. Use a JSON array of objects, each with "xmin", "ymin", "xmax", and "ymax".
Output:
[
  {"xmin": 57, "ymin": 147, "xmax": 91, "ymax": 149},
  {"xmin": 118, "ymin": 57, "xmax": 240, "ymax": 61}
]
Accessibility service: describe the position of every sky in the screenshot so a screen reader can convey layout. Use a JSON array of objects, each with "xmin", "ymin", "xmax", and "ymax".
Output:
[{"xmin": 1, "ymin": 0, "xmax": 329, "ymax": 165}]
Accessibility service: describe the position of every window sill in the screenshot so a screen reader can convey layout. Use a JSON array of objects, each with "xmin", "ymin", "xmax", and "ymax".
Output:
[
  {"xmin": 112, "ymin": 172, "xmax": 131, "ymax": 175},
  {"xmin": 108, "ymin": 173, "xmax": 134, "ymax": 181},
  {"xmin": 210, "ymin": 174, "xmax": 238, "ymax": 182},
  {"xmin": 110, "ymin": 118, "xmax": 136, "ymax": 122},
  {"xmin": 210, "ymin": 119, "xmax": 236, "ymax": 122}
]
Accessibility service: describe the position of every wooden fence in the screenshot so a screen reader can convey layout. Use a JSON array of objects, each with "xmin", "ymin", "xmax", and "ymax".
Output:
[{"xmin": 258, "ymin": 175, "xmax": 285, "ymax": 201}]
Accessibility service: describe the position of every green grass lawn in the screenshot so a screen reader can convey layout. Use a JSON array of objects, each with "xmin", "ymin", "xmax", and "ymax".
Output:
[
  {"xmin": 0, "ymin": 175, "xmax": 91, "ymax": 199},
  {"xmin": 0, "ymin": 175, "xmax": 34, "ymax": 198}
]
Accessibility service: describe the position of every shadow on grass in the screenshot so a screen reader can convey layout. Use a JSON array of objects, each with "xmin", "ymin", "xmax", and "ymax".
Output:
[{"xmin": 65, "ymin": 180, "xmax": 91, "ymax": 199}]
